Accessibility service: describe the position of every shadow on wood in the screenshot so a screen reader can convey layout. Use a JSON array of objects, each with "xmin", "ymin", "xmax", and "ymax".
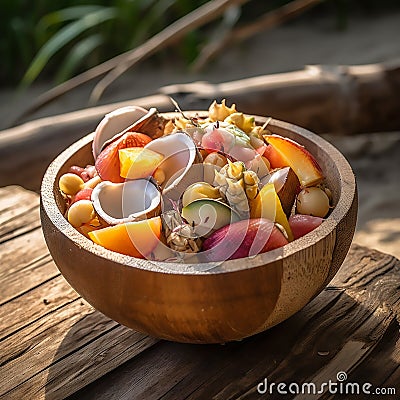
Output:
[
  {"xmin": 48, "ymin": 245, "xmax": 400, "ymax": 400},
  {"xmin": 0, "ymin": 185, "xmax": 398, "ymax": 399}
]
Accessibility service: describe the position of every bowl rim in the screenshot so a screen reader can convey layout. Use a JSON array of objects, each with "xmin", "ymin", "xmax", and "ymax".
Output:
[{"xmin": 41, "ymin": 113, "xmax": 356, "ymax": 275}]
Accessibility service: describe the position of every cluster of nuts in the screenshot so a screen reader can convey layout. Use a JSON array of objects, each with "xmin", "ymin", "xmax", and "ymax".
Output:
[{"xmin": 58, "ymin": 171, "xmax": 101, "ymax": 228}]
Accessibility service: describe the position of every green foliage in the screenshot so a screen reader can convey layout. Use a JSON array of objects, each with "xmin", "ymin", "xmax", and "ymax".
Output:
[
  {"xmin": 1, "ymin": 0, "xmax": 209, "ymax": 86},
  {"xmin": 22, "ymin": 6, "xmax": 118, "ymax": 87}
]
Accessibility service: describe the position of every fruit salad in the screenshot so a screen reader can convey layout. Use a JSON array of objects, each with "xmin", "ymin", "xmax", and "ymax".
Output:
[{"xmin": 58, "ymin": 100, "xmax": 332, "ymax": 262}]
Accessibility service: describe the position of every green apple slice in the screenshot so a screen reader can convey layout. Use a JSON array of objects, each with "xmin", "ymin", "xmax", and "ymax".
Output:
[{"xmin": 181, "ymin": 199, "xmax": 240, "ymax": 237}]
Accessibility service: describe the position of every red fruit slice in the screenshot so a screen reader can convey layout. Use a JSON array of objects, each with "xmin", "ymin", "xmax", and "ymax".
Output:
[
  {"xmin": 288, "ymin": 214, "xmax": 324, "ymax": 240},
  {"xmin": 262, "ymin": 144, "xmax": 288, "ymax": 169},
  {"xmin": 95, "ymin": 132, "xmax": 152, "ymax": 183},
  {"xmin": 202, "ymin": 218, "xmax": 288, "ymax": 261},
  {"xmin": 266, "ymin": 225, "xmax": 290, "ymax": 251},
  {"xmin": 201, "ymin": 127, "xmax": 234, "ymax": 153},
  {"xmin": 68, "ymin": 165, "xmax": 96, "ymax": 182},
  {"xmin": 71, "ymin": 188, "xmax": 93, "ymax": 204},
  {"xmin": 69, "ymin": 165, "xmax": 85, "ymax": 177}
]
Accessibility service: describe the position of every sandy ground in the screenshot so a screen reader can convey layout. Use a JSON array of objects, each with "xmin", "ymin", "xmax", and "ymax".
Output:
[
  {"xmin": 324, "ymin": 132, "xmax": 400, "ymax": 258},
  {"xmin": 1, "ymin": 10, "xmax": 400, "ymax": 257}
]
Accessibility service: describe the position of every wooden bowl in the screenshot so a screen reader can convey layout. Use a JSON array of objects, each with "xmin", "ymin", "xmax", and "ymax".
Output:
[{"xmin": 40, "ymin": 113, "xmax": 357, "ymax": 344}]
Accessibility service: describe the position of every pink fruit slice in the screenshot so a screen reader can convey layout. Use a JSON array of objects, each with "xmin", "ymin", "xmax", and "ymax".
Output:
[
  {"xmin": 71, "ymin": 188, "xmax": 93, "ymax": 204},
  {"xmin": 201, "ymin": 126, "xmax": 234, "ymax": 153},
  {"xmin": 202, "ymin": 218, "xmax": 288, "ymax": 261},
  {"xmin": 264, "ymin": 135, "xmax": 324, "ymax": 187},
  {"xmin": 201, "ymin": 125, "xmax": 257, "ymax": 162},
  {"xmin": 288, "ymin": 214, "xmax": 324, "ymax": 239}
]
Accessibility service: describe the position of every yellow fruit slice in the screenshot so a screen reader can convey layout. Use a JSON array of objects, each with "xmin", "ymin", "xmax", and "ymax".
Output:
[
  {"xmin": 119, "ymin": 147, "xmax": 164, "ymax": 179},
  {"xmin": 88, "ymin": 217, "xmax": 162, "ymax": 258},
  {"xmin": 251, "ymin": 183, "xmax": 294, "ymax": 241}
]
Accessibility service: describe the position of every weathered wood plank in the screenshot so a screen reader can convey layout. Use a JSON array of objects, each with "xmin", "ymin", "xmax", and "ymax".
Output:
[
  {"xmin": 0, "ymin": 298, "xmax": 157, "ymax": 400},
  {"xmin": 0, "ymin": 186, "xmax": 38, "ymax": 220},
  {"xmin": 0, "ymin": 207, "xmax": 41, "ymax": 243},
  {"xmin": 1, "ymin": 184, "xmax": 399, "ymax": 400},
  {"xmin": 0, "ymin": 187, "xmax": 60, "ymax": 306},
  {"xmin": 0, "ymin": 227, "xmax": 47, "ymax": 280},
  {"xmin": 0, "ymin": 230, "xmax": 57, "ymax": 305},
  {"xmin": 337, "ymin": 320, "xmax": 400, "ymax": 400},
  {"xmin": 0, "ymin": 275, "xmax": 79, "ymax": 341},
  {"xmin": 0, "ymin": 299, "xmax": 95, "ymax": 376},
  {"xmin": 40, "ymin": 328, "xmax": 158, "ymax": 400},
  {"xmin": 69, "ymin": 300, "xmax": 333, "ymax": 400},
  {"xmin": 68, "ymin": 245, "xmax": 400, "ymax": 400},
  {"xmin": 0, "ymin": 185, "xmax": 41, "ymax": 242},
  {"xmin": 0, "ymin": 186, "xmax": 160, "ymax": 400},
  {"xmin": 0, "ymin": 185, "xmax": 37, "ymax": 209}
]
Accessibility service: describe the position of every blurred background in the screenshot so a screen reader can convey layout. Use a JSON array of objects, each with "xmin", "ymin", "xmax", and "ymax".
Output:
[{"xmin": 1, "ymin": 0, "xmax": 400, "ymax": 256}]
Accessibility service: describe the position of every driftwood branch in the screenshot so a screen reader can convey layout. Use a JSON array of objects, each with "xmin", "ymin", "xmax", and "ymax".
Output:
[
  {"xmin": 1, "ymin": 61, "xmax": 399, "ymax": 191},
  {"xmin": 15, "ymin": 0, "xmax": 250, "ymax": 125},
  {"xmin": 192, "ymin": 0, "xmax": 323, "ymax": 72}
]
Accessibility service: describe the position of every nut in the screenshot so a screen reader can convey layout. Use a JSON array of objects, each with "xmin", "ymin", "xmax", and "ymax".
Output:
[
  {"xmin": 67, "ymin": 200, "xmax": 95, "ymax": 227},
  {"xmin": 59, "ymin": 173, "xmax": 84, "ymax": 195}
]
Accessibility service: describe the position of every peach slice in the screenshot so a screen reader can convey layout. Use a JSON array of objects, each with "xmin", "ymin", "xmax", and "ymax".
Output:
[
  {"xmin": 251, "ymin": 183, "xmax": 294, "ymax": 241},
  {"xmin": 264, "ymin": 135, "xmax": 324, "ymax": 187},
  {"xmin": 262, "ymin": 143, "xmax": 288, "ymax": 169},
  {"xmin": 88, "ymin": 216, "xmax": 162, "ymax": 258},
  {"xmin": 119, "ymin": 147, "xmax": 164, "ymax": 179}
]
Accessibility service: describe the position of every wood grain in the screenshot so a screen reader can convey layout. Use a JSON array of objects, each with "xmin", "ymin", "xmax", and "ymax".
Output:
[
  {"xmin": 0, "ymin": 185, "xmax": 399, "ymax": 399},
  {"xmin": 0, "ymin": 186, "xmax": 159, "ymax": 400},
  {"xmin": 69, "ymin": 245, "xmax": 400, "ymax": 400},
  {"xmin": 0, "ymin": 185, "xmax": 41, "ymax": 242}
]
